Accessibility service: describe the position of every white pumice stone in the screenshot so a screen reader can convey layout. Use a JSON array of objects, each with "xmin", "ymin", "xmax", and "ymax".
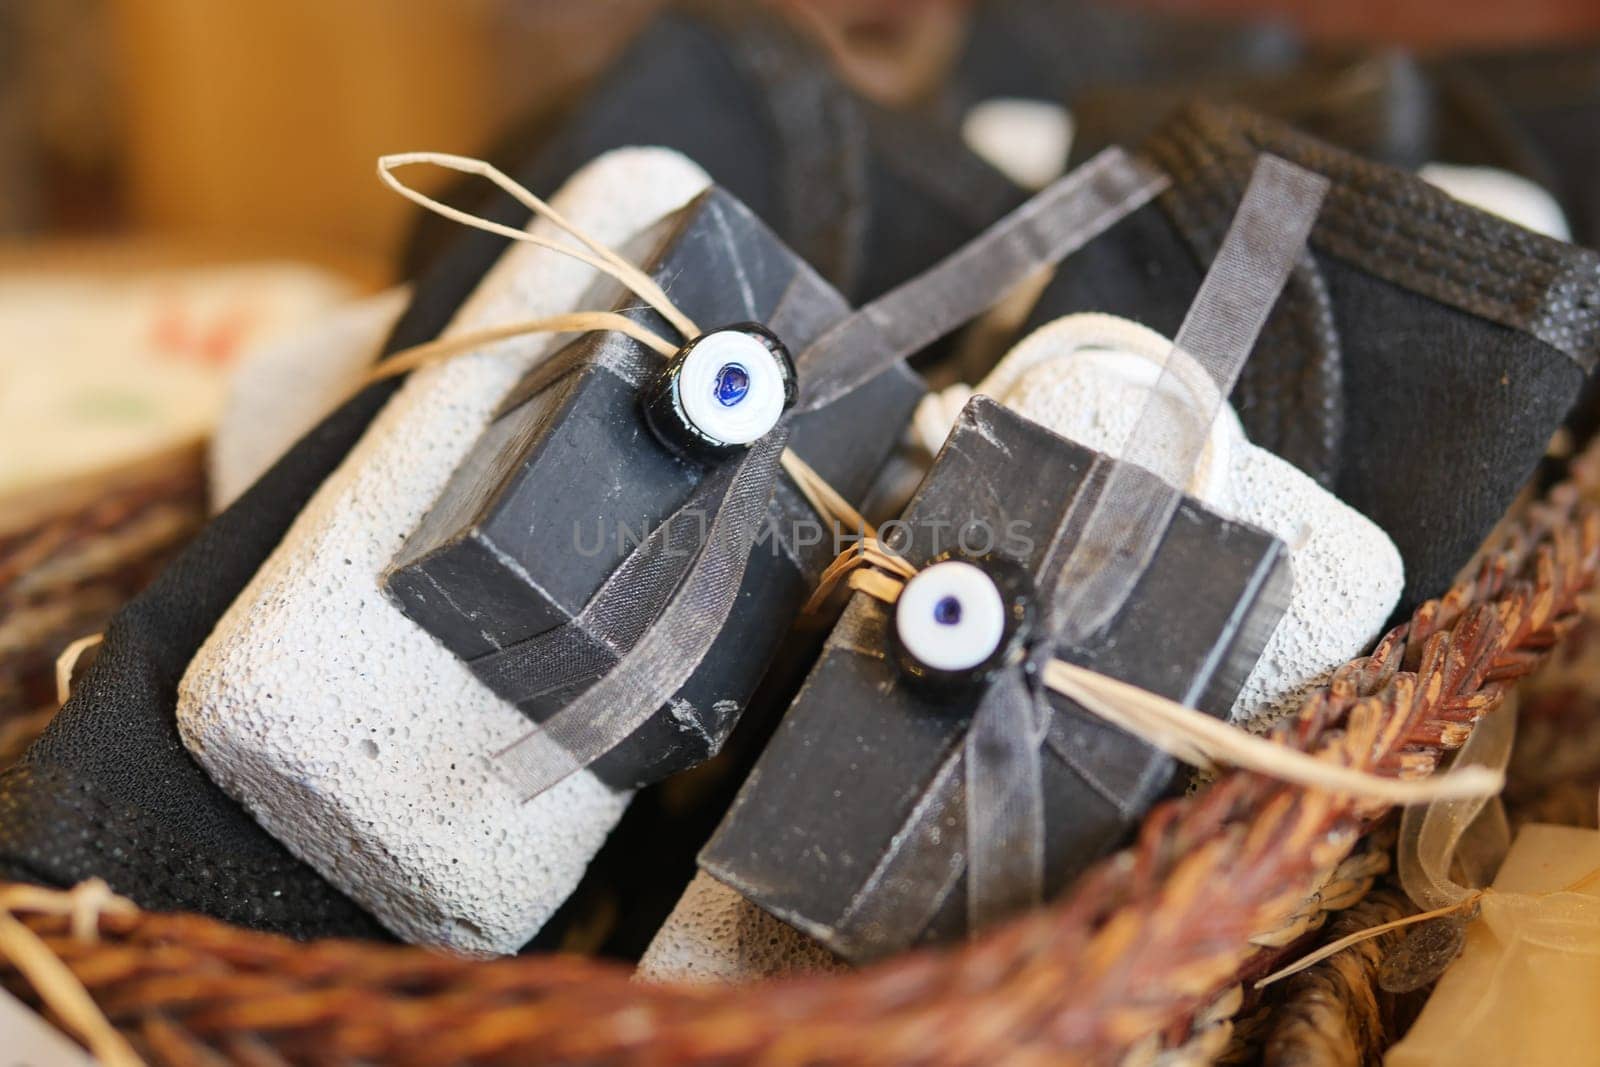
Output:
[
  {"xmin": 961, "ymin": 98, "xmax": 1074, "ymax": 191},
  {"xmin": 1419, "ymin": 163, "xmax": 1571, "ymax": 242},
  {"xmin": 635, "ymin": 872, "xmax": 846, "ymax": 984},
  {"xmin": 178, "ymin": 148, "xmax": 713, "ymax": 956},
  {"xmin": 973, "ymin": 312, "xmax": 1404, "ymax": 725},
  {"xmin": 209, "ymin": 286, "xmax": 410, "ymax": 512}
]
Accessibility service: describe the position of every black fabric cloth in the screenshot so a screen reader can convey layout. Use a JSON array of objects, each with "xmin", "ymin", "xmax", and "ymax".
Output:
[
  {"xmin": 1067, "ymin": 52, "xmax": 1442, "ymax": 175},
  {"xmin": 0, "ymin": 226, "xmax": 606, "ymax": 939},
  {"xmin": 0, "ymin": 276, "xmax": 477, "ymax": 941},
  {"xmin": 399, "ymin": 9, "xmax": 1023, "ymax": 309},
  {"xmin": 1064, "ymin": 44, "xmax": 1600, "ymax": 246},
  {"xmin": 1027, "ymin": 103, "xmax": 1600, "ymax": 611},
  {"xmin": 0, "ymin": 382, "xmax": 399, "ymax": 939},
  {"xmin": 943, "ymin": 0, "xmax": 1302, "ymax": 118},
  {"xmin": 1432, "ymin": 44, "xmax": 1600, "ymax": 252},
  {"xmin": 1063, "ymin": 51, "xmax": 1600, "ymax": 481}
]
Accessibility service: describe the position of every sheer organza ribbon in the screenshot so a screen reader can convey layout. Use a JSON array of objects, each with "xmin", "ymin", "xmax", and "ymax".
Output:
[
  {"xmin": 374, "ymin": 149, "xmax": 1170, "ymax": 800},
  {"xmin": 962, "ymin": 155, "xmax": 1333, "ymax": 933},
  {"xmin": 973, "ymin": 155, "xmax": 1333, "ymax": 937},
  {"xmin": 1255, "ymin": 698, "xmax": 1600, "ymax": 1014}
]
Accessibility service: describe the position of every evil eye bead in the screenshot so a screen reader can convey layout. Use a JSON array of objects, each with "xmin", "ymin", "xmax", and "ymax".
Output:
[
  {"xmin": 642, "ymin": 323, "xmax": 796, "ymax": 460},
  {"xmin": 890, "ymin": 554, "xmax": 1035, "ymax": 694}
]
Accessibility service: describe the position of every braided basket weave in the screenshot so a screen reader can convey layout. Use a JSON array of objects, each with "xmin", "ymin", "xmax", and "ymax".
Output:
[
  {"xmin": 2, "ymin": 430, "xmax": 1598, "ymax": 1066},
  {"xmin": 0, "ymin": 445, "xmax": 205, "ymax": 731}
]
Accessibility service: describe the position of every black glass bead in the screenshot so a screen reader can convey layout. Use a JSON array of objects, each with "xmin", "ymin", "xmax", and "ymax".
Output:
[
  {"xmin": 889, "ymin": 552, "xmax": 1036, "ymax": 697},
  {"xmin": 640, "ymin": 322, "xmax": 796, "ymax": 461}
]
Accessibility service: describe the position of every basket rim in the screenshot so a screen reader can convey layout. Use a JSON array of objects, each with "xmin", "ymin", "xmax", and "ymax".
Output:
[{"xmin": 2, "ymin": 443, "xmax": 1597, "ymax": 1066}]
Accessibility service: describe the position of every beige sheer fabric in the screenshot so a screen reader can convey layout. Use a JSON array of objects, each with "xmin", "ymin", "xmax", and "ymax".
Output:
[{"xmin": 1389, "ymin": 820, "xmax": 1600, "ymax": 1066}]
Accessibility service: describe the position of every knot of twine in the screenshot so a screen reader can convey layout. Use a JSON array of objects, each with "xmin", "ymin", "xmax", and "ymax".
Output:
[
  {"xmin": 817, "ymin": 542, "xmax": 1504, "ymax": 807},
  {"xmin": 0, "ymin": 879, "xmax": 144, "ymax": 1067},
  {"xmin": 1255, "ymin": 858, "xmax": 1600, "ymax": 989}
]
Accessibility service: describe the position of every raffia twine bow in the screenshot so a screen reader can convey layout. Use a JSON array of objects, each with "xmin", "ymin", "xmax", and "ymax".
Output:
[{"xmin": 0, "ymin": 879, "xmax": 142, "ymax": 1067}]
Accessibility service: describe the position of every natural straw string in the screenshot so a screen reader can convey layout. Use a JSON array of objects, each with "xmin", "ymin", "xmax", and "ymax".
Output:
[
  {"xmin": 1253, "ymin": 862, "xmax": 1600, "ymax": 989},
  {"xmin": 840, "ymin": 564, "xmax": 1504, "ymax": 807},
  {"xmin": 378, "ymin": 153, "xmax": 699, "ymax": 340},
  {"xmin": 780, "ymin": 450, "xmax": 876, "ymax": 543},
  {"xmin": 366, "ymin": 311, "xmax": 680, "ymax": 384},
  {"xmin": 370, "ymin": 153, "xmax": 876, "ymax": 545},
  {"xmin": 802, "ymin": 536, "xmax": 918, "ymax": 614},
  {"xmin": 54, "ymin": 633, "xmax": 103, "ymax": 708},
  {"xmin": 0, "ymin": 880, "xmax": 144, "ymax": 1067},
  {"xmin": 1042, "ymin": 662, "xmax": 1500, "ymax": 803}
]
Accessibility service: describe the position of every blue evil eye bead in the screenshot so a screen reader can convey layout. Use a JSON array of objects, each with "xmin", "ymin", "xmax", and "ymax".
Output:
[
  {"xmin": 641, "ymin": 322, "xmax": 797, "ymax": 460},
  {"xmin": 890, "ymin": 553, "xmax": 1035, "ymax": 695}
]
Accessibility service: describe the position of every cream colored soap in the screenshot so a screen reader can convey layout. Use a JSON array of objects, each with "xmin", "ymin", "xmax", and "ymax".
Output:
[{"xmin": 1388, "ymin": 824, "xmax": 1600, "ymax": 1067}]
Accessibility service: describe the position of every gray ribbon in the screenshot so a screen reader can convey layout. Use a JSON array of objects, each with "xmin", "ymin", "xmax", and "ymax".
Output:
[
  {"xmin": 469, "ymin": 463, "xmax": 742, "ymax": 708},
  {"xmin": 494, "ymin": 429, "xmax": 788, "ymax": 801},
  {"xmin": 823, "ymin": 154, "xmax": 1331, "ymax": 953},
  {"xmin": 491, "ymin": 148, "xmax": 1174, "ymax": 801},
  {"xmin": 962, "ymin": 671, "xmax": 1051, "ymax": 929},
  {"xmin": 1048, "ymin": 155, "xmax": 1332, "ymax": 648},
  {"xmin": 796, "ymin": 149, "xmax": 1170, "ymax": 412}
]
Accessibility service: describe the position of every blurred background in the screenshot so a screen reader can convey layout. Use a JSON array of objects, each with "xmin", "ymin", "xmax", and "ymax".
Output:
[
  {"xmin": 5, "ymin": 0, "xmax": 1600, "ymax": 265},
  {"xmin": 4, "ymin": 0, "xmax": 1600, "ymax": 490},
  {"xmin": 1, "ymin": 0, "xmax": 1598, "ymax": 719}
]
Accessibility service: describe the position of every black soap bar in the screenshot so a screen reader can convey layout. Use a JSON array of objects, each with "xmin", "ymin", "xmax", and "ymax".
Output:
[
  {"xmin": 385, "ymin": 186, "xmax": 924, "ymax": 789},
  {"xmin": 700, "ymin": 396, "xmax": 1291, "ymax": 962}
]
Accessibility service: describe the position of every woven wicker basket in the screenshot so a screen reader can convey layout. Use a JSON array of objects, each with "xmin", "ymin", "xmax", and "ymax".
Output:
[
  {"xmin": 2, "ymin": 429, "xmax": 1597, "ymax": 1066},
  {"xmin": 0, "ymin": 444, "xmax": 205, "ymax": 739}
]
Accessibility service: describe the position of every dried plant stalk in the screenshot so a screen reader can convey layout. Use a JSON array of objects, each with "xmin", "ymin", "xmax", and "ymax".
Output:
[{"xmin": 0, "ymin": 447, "xmax": 1596, "ymax": 1066}]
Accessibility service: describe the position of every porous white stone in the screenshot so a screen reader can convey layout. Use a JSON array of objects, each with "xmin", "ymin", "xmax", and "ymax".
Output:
[
  {"xmin": 972, "ymin": 312, "xmax": 1404, "ymax": 724},
  {"xmin": 635, "ymin": 872, "xmax": 846, "ymax": 984},
  {"xmin": 960, "ymin": 98, "xmax": 1074, "ymax": 191},
  {"xmin": 179, "ymin": 148, "xmax": 713, "ymax": 955},
  {"xmin": 210, "ymin": 286, "xmax": 409, "ymax": 512},
  {"xmin": 1420, "ymin": 163, "xmax": 1571, "ymax": 242}
]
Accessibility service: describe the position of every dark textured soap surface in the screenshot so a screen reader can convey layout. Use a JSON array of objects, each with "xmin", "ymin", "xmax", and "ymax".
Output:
[
  {"xmin": 385, "ymin": 186, "xmax": 924, "ymax": 789},
  {"xmin": 702, "ymin": 396, "xmax": 1291, "ymax": 960}
]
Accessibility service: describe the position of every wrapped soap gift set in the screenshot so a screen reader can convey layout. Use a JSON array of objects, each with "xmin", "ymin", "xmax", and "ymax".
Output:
[{"xmin": 6, "ymin": 4, "xmax": 1600, "ymax": 1064}]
